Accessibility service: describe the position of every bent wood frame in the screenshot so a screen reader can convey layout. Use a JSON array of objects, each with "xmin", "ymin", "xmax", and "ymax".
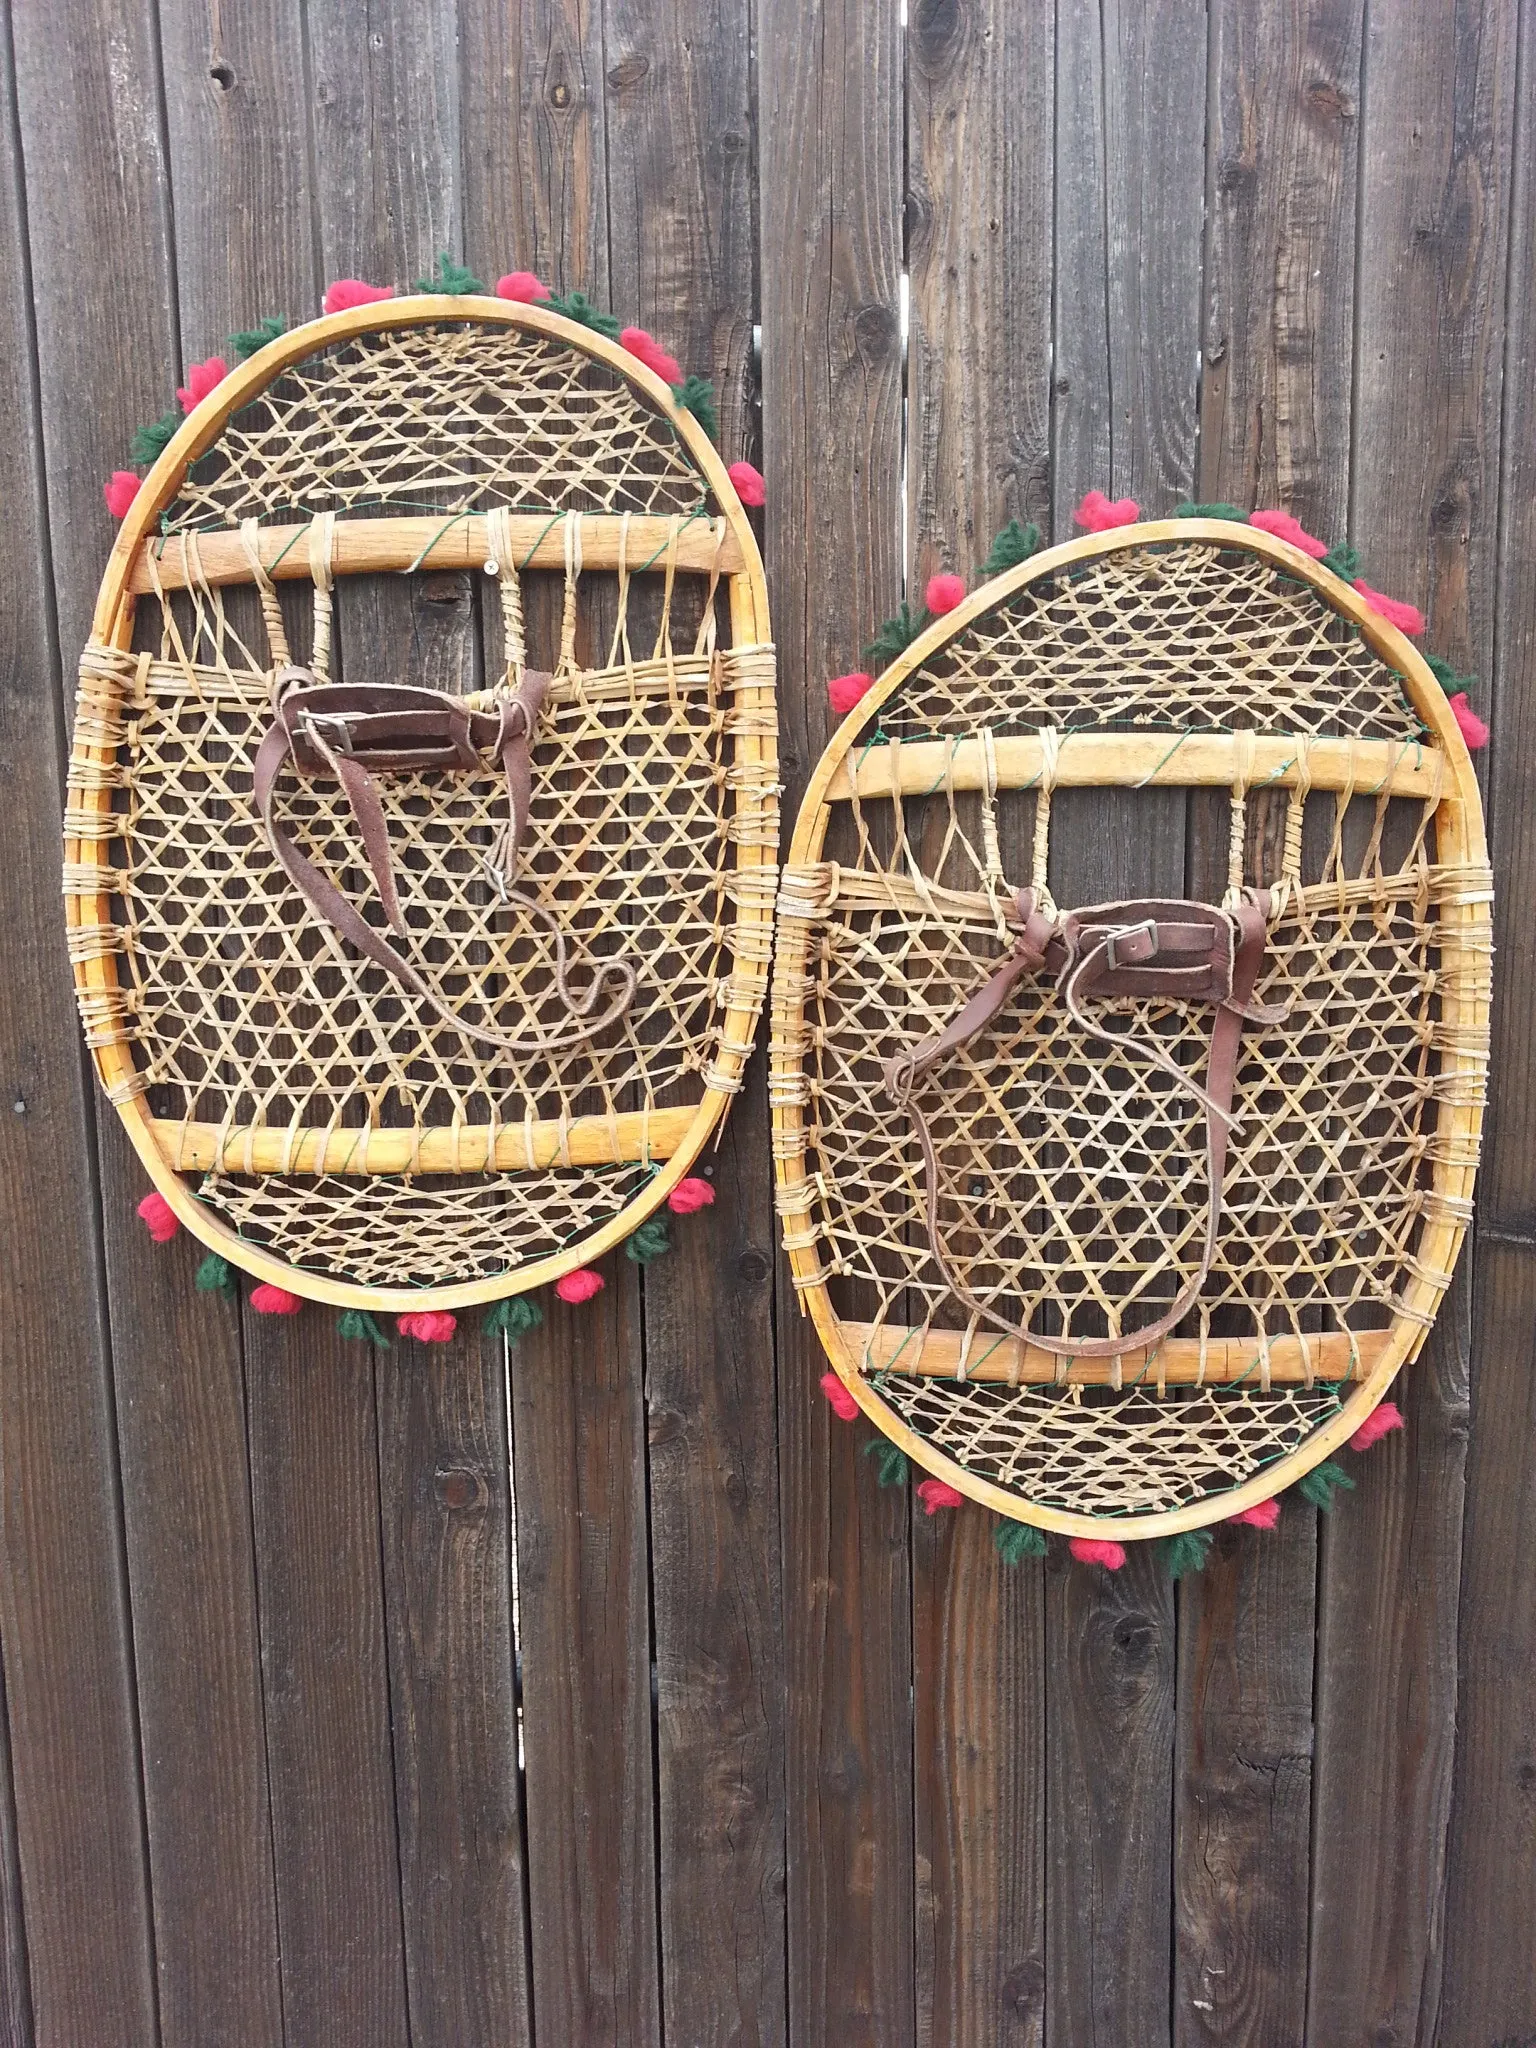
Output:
[
  {"xmin": 66, "ymin": 295, "xmax": 775, "ymax": 1312},
  {"xmin": 771, "ymin": 519, "xmax": 1489, "ymax": 1537}
]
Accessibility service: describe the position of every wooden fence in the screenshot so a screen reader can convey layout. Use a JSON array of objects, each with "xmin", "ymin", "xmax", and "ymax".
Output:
[{"xmin": 0, "ymin": 0, "xmax": 1532, "ymax": 2042}]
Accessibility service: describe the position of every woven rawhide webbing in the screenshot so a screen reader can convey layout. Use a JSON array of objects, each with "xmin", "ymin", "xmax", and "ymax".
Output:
[
  {"xmin": 771, "ymin": 519, "xmax": 1490, "ymax": 1541},
  {"xmin": 66, "ymin": 295, "xmax": 776, "ymax": 1310}
]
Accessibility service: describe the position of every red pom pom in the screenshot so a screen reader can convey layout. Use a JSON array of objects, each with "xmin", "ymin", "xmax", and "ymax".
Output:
[
  {"xmin": 251, "ymin": 1283, "xmax": 301, "ymax": 1315},
  {"xmin": 1227, "ymin": 1497, "xmax": 1281, "ymax": 1529},
  {"xmin": 137, "ymin": 1191, "xmax": 179, "ymax": 1242},
  {"xmin": 1349, "ymin": 1399, "xmax": 1405, "ymax": 1453},
  {"xmin": 495, "ymin": 271, "xmax": 551, "ymax": 303},
  {"xmin": 1249, "ymin": 508, "xmax": 1327, "ymax": 558},
  {"xmin": 828, "ymin": 671, "xmax": 874, "ymax": 716},
  {"xmin": 556, "ymin": 1268, "xmax": 605, "ymax": 1305},
  {"xmin": 668, "ymin": 1176, "xmax": 716, "ymax": 1215},
  {"xmin": 1075, "ymin": 489, "xmax": 1140, "ymax": 532},
  {"xmin": 1353, "ymin": 580, "xmax": 1424, "ymax": 636},
  {"xmin": 104, "ymin": 470, "xmax": 141, "ymax": 518},
  {"xmin": 916, "ymin": 1477, "xmax": 965, "ymax": 1514},
  {"xmin": 398, "ymin": 1309, "xmax": 457, "ymax": 1343},
  {"xmin": 323, "ymin": 279, "xmax": 395, "ymax": 315},
  {"xmin": 924, "ymin": 571, "xmax": 966, "ymax": 615},
  {"xmin": 619, "ymin": 326, "xmax": 682, "ymax": 385},
  {"xmin": 819, "ymin": 1370, "xmax": 859, "ymax": 1422},
  {"xmin": 176, "ymin": 355, "xmax": 227, "ymax": 414},
  {"xmin": 727, "ymin": 460, "xmax": 766, "ymax": 507},
  {"xmin": 1069, "ymin": 1536, "xmax": 1127, "ymax": 1569},
  {"xmin": 1448, "ymin": 692, "xmax": 1489, "ymax": 751}
]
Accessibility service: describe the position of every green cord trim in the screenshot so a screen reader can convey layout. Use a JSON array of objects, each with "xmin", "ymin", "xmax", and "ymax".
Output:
[
  {"xmin": 545, "ymin": 289, "xmax": 621, "ymax": 340},
  {"xmin": 995, "ymin": 1520, "xmax": 1048, "ymax": 1563},
  {"xmin": 228, "ymin": 314, "xmax": 288, "ymax": 360},
  {"xmin": 415, "ymin": 253, "xmax": 486, "ymax": 296},
  {"xmin": 483, "ymin": 1295, "xmax": 545, "ymax": 1338},
  {"xmin": 131, "ymin": 411, "xmax": 181, "ymax": 465},
  {"xmin": 1298, "ymin": 1459, "xmax": 1356, "ymax": 1510},
  {"xmin": 864, "ymin": 599, "xmax": 929, "ymax": 665},
  {"xmin": 1175, "ymin": 501, "xmax": 1246, "ymax": 521},
  {"xmin": 1161, "ymin": 1529, "xmax": 1213, "ymax": 1579},
  {"xmin": 338, "ymin": 1308, "xmax": 390, "ymax": 1348},
  {"xmin": 625, "ymin": 1216, "xmax": 672, "ymax": 1265},
  {"xmin": 981, "ymin": 519, "xmax": 1041, "ymax": 577},
  {"xmin": 863, "ymin": 1438, "xmax": 909, "ymax": 1488},
  {"xmin": 194, "ymin": 1251, "xmax": 236, "ymax": 1298},
  {"xmin": 1320, "ymin": 541, "xmax": 1360, "ymax": 581},
  {"xmin": 670, "ymin": 374, "xmax": 718, "ymax": 440}
]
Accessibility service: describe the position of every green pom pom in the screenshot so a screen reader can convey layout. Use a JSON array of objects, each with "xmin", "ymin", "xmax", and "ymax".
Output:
[
  {"xmin": 338, "ymin": 1308, "xmax": 390, "ymax": 1347},
  {"xmin": 1298, "ymin": 1459, "xmax": 1356, "ymax": 1510},
  {"xmin": 546, "ymin": 289, "xmax": 621, "ymax": 340},
  {"xmin": 864, "ymin": 600, "xmax": 928, "ymax": 666},
  {"xmin": 625, "ymin": 1216, "xmax": 672, "ymax": 1265},
  {"xmin": 228, "ymin": 314, "xmax": 287, "ymax": 360},
  {"xmin": 671, "ymin": 374, "xmax": 718, "ymax": 440},
  {"xmin": 981, "ymin": 519, "xmax": 1041, "ymax": 577},
  {"xmin": 194, "ymin": 1251, "xmax": 236, "ymax": 1297},
  {"xmin": 1175, "ymin": 501, "xmax": 1246, "ymax": 522},
  {"xmin": 482, "ymin": 1294, "xmax": 544, "ymax": 1339},
  {"xmin": 415, "ymin": 253, "xmax": 485, "ymax": 296},
  {"xmin": 995, "ymin": 1520, "xmax": 1048, "ymax": 1563},
  {"xmin": 130, "ymin": 411, "xmax": 181, "ymax": 465},
  {"xmin": 1320, "ymin": 542, "xmax": 1360, "ymax": 581},
  {"xmin": 863, "ymin": 1437, "xmax": 909, "ymax": 1488},
  {"xmin": 1161, "ymin": 1529, "xmax": 1213, "ymax": 1579}
]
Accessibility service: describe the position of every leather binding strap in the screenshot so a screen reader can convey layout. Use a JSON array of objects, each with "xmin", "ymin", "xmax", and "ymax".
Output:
[
  {"xmin": 253, "ymin": 664, "xmax": 636, "ymax": 1056},
  {"xmin": 883, "ymin": 887, "xmax": 1286, "ymax": 1359}
]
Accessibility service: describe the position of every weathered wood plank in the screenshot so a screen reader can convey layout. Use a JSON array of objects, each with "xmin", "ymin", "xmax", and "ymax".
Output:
[
  {"xmin": 124, "ymin": 6, "xmax": 317, "ymax": 2039},
  {"xmin": 1173, "ymin": 7, "xmax": 1364, "ymax": 2038},
  {"xmin": 0, "ymin": 1638, "xmax": 29, "ymax": 2048},
  {"xmin": 507, "ymin": 1283, "xmax": 661, "ymax": 2044},
  {"xmin": 905, "ymin": 2, "xmax": 1052, "ymax": 2039},
  {"xmin": 601, "ymin": 4, "xmax": 787, "ymax": 2043},
  {"xmin": 1307, "ymin": 5, "xmax": 1518, "ymax": 2038},
  {"xmin": 1046, "ymin": 4, "xmax": 1206, "ymax": 2040},
  {"xmin": 294, "ymin": 5, "xmax": 537, "ymax": 2040},
  {"xmin": 3, "ymin": 3, "xmax": 176, "ymax": 2040},
  {"xmin": 463, "ymin": 8, "xmax": 664, "ymax": 2041},
  {"xmin": 1438, "ymin": 6, "xmax": 1536, "ymax": 2028},
  {"xmin": 760, "ymin": 0, "xmax": 913, "ymax": 2040}
]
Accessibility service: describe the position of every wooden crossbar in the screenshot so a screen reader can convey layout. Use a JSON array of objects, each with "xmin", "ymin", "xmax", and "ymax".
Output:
[
  {"xmin": 844, "ymin": 1320, "xmax": 1391, "ymax": 1386},
  {"xmin": 151, "ymin": 1104, "xmax": 693, "ymax": 1175},
  {"xmin": 826, "ymin": 731, "xmax": 1442, "ymax": 802},
  {"xmin": 130, "ymin": 512, "xmax": 746, "ymax": 594}
]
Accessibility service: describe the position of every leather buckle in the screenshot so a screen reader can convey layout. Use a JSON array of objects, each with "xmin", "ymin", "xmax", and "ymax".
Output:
[
  {"xmin": 1104, "ymin": 918, "xmax": 1158, "ymax": 970},
  {"xmin": 299, "ymin": 711, "xmax": 356, "ymax": 756}
]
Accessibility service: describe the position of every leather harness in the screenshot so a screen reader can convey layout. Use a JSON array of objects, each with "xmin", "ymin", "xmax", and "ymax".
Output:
[
  {"xmin": 883, "ymin": 887, "xmax": 1286, "ymax": 1359},
  {"xmin": 253, "ymin": 665, "xmax": 636, "ymax": 1055}
]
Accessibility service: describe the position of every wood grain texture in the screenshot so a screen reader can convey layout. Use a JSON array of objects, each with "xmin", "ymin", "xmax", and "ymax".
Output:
[
  {"xmin": 375, "ymin": 1329, "xmax": 532, "ymax": 2046},
  {"xmin": 1174, "ymin": 8, "xmax": 1364, "ymax": 2038},
  {"xmin": 602, "ymin": 4, "xmax": 787, "ymax": 2042},
  {"xmin": 1200, "ymin": 0, "xmax": 1363, "ymax": 529},
  {"xmin": 905, "ymin": 3, "xmax": 1052, "ymax": 2041},
  {"xmin": 3, "ymin": 3, "xmax": 170, "ymax": 2041},
  {"xmin": 0, "ymin": 1638, "xmax": 30, "ymax": 2047},
  {"xmin": 759, "ymin": 0, "xmax": 912, "ymax": 2040},
  {"xmin": 509, "ymin": 1283, "xmax": 661, "ymax": 2046},
  {"xmin": 1439, "ymin": 5, "xmax": 1536, "ymax": 2030},
  {"xmin": 1308, "ymin": 2, "xmax": 1518, "ymax": 2039},
  {"xmin": 1046, "ymin": 4, "xmax": 1206, "ymax": 2039},
  {"xmin": 123, "ymin": 5, "xmax": 316, "ymax": 2038},
  {"xmin": 463, "ymin": 4, "xmax": 663, "ymax": 2039}
]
